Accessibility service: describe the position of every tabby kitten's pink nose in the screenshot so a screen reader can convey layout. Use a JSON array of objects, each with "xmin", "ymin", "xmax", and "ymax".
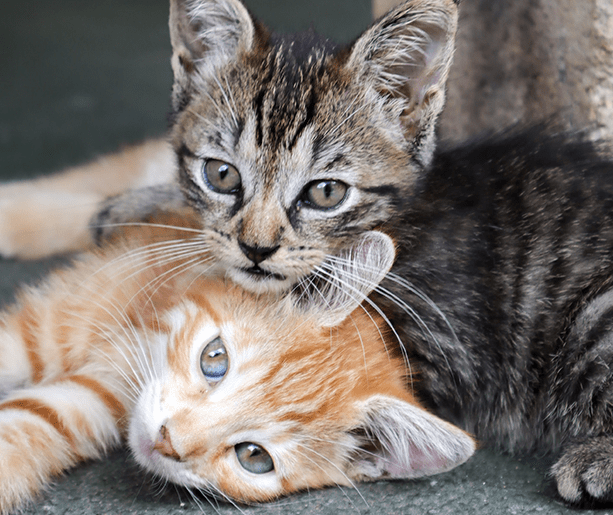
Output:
[{"xmin": 153, "ymin": 425, "xmax": 181, "ymax": 461}]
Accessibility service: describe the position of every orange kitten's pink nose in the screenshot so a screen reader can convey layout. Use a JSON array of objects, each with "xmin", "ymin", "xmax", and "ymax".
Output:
[{"xmin": 153, "ymin": 425, "xmax": 181, "ymax": 461}]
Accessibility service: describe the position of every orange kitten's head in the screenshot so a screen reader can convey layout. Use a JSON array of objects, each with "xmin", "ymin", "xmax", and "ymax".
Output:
[{"xmin": 128, "ymin": 231, "xmax": 474, "ymax": 502}]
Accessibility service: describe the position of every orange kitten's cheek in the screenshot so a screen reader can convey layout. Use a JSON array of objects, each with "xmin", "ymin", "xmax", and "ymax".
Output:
[{"xmin": 201, "ymin": 459, "xmax": 283, "ymax": 504}]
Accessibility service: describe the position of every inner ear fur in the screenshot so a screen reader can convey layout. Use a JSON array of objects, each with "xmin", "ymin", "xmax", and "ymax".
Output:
[
  {"xmin": 347, "ymin": 394, "xmax": 475, "ymax": 481},
  {"xmin": 345, "ymin": 0, "xmax": 458, "ymax": 165},
  {"xmin": 169, "ymin": 0, "xmax": 256, "ymax": 112}
]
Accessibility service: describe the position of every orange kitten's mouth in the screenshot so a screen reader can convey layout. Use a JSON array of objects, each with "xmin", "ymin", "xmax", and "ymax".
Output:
[{"xmin": 241, "ymin": 266, "xmax": 287, "ymax": 282}]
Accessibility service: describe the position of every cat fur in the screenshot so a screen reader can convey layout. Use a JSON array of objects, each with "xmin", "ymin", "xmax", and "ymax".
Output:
[{"xmin": 2, "ymin": 0, "xmax": 613, "ymax": 507}]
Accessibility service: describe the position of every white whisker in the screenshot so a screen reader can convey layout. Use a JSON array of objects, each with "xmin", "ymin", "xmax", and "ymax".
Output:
[
  {"xmin": 61, "ymin": 309, "xmax": 146, "ymax": 395},
  {"xmin": 80, "ymin": 239, "xmax": 207, "ymax": 288},
  {"xmin": 323, "ymin": 254, "xmax": 458, "ymax": 384},
  {"xmin": 59, "ymin": 282, "xmax": 159, "ymax": 388},
  {"xmin": 312, "ymin": 260, "xmax": 408, "ymax": 376},
  {"xmin": 194, "ymin": 481, "xmax": 249, "ymax": 515},
  {"xmin": 293, "ymin": 443, "xmax": 369, "ymax": 509},
  {"xmin": 90, "ymin": 221, "xmax": 207, "ymax": 235}
]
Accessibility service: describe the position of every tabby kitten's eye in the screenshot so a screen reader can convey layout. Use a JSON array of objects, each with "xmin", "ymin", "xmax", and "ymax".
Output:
[
  {"xmin": 200, "ymin": 337, "xmax": 228, "ymax": 384},
  {"xmin": 203, "ymin": 159, "xmax": 241, "ymax": 194},
  {"xmin": 235, "ymin": 442, "xmax": 274, "ymax": 474},
  {"xmin": 301, "ymin": 180, "xmax": 348, "ymax": 210}
]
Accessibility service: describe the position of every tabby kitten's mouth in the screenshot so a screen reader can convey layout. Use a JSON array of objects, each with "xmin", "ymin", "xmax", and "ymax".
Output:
[{"xmin": 242, "ymin": 266, "xmax": 287, "ymax": 281}]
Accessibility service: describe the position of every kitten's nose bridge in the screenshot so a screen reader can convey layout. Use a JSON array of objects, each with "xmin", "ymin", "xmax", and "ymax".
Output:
[
  {"xmin": 237, "ymin": 197, "xmax": 285, "ymax": 264},
  {"xmin": 238, "ymin": 239, "xmax": 280, "ymax": 265}
]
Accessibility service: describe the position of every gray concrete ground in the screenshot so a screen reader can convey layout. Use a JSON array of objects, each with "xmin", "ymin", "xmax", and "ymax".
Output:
[{"xmin": 2, "ymin": 1, "xmax": 613, "ymax": 514}]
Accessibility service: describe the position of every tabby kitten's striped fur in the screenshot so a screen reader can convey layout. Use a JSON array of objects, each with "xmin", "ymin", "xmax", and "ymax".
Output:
[
  {"xmin": 0, "ymin": 218, "xmax": 474, "ymax": 513},
  {"xmin": 5, "ymin": 0, "xmax": 613, "ymax": 508}
]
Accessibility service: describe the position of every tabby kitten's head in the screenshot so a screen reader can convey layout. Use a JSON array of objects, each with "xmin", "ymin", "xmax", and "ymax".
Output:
[
  {"xmin": 128, "ymin": 231, "xmax": 474, "ymax": 502},
  {"xmin": 167, "ymin": 0, "xmax": 457, "ymax": 293}
]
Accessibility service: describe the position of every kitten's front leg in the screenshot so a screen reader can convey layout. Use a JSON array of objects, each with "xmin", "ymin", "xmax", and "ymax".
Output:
[
  {"xmin": 0, "ymin": 375, "xmax": 125, "ymax": 513},
  {"xmin": 90, "ymin": 183, "xmax": 188, "ymax": 246},
  {"xmin": 0, "ymin": 138, "xmax": 175, "ymax": 259},
  {"xmin": 553, "ymin": 435, "xmax": 613, "ymax": 506}
]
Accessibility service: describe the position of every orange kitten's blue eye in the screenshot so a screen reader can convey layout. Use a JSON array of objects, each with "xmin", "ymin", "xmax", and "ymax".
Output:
[
  {"xmin": 235, "ymin": 442, "xmax": 274, "ymax": 474},
  {"xmin": 301, "ymin": 180, "xmax": 348, "ymax": 210},
  {"xmin": 203, "ymin": 159, "xmax": 241, "ymax": 194},
  {"xmin": 200, "ymin": 337, "xmax": 228, "ymax": 384}
]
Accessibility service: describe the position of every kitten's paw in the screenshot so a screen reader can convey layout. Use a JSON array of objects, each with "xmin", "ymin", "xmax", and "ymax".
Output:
[
  {"xmin": 90, "ymin": 184, "xmax": 187, "ymax": 245},
  {"xmin": 553, "ymin": 436, "xmax": 613, "ymax": 505}
]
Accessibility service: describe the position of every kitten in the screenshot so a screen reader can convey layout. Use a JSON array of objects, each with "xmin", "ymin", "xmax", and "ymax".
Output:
[
  {"xmin": 0, "ymin": 217, "xmax": 474, "ymax": 513},
  {"xmin": 4, "ymin": 0, "xmax": 613, "ymax": 507},
  {"xmin": 0, "ymin": 0, "xmax": 456, "ymax": 280}
]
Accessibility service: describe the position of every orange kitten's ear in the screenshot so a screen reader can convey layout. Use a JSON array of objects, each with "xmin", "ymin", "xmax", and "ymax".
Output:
[
  {"xmin": 304, "ymin": 231, "xmax": 395, "ymax": 327},
  {"xmin": 345, "ymin": 0, "xmax": 458, "ymax": 166},
  {"xmin": 348, "ymin": 394, "xmax": 475, "ymax": 481},
  {"xmin": 169, "ymin": 0, "xmax": 255, "ymax": 113}
]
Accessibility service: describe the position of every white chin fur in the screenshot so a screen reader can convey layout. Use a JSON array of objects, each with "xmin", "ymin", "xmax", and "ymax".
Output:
[{"xmin": 229, "ymin": 267, "xmax": 296, "ymax": 294}]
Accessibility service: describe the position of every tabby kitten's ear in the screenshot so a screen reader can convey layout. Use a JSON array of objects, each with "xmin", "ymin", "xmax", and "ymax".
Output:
[
  {"xmin": 300, "ymin": 231, "xmax": 395, "ymax": 327},
  {"xmin": 346, "ymin": 0, "xmax": 458, "ymax": 165},
  {"xmin": 169, "ymin": 0, "xmax": 255, "ymax": 112},
  {"xmin": 348, "ymin": 394, "xmax": 475, "ymax": 481}
]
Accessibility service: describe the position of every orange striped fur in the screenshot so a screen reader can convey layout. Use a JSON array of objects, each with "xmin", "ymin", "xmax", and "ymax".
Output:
[{"xmin": 0, "ymin": 222, "xmax": 473, "ymax": 513}]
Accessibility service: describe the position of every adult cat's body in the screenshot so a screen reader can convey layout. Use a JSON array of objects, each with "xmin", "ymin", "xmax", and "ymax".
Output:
[
  {"xmin": 0, "ymin": 217, "xmax": 474, "ymax": 513},
  {"xmin": 3, "ymin": 0, "xmax": 613, "ymax": 506}
]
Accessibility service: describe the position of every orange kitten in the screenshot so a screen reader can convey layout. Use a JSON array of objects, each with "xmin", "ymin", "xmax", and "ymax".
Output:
[{"xmin": 0, "ymin": 222, "xmax": 473, "ymax": 513}]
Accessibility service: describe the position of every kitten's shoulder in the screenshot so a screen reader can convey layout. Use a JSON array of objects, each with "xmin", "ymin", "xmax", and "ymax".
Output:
[{"xmin": 434, "ymin": 125, "xmax": 611, "ymax": 175}]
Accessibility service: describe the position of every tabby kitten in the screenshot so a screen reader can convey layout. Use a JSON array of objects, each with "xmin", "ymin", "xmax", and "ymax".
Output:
[
  {"xmin": 4, "ymin": 0, "xmax": 613, "ymax": 508},
  {"xmin": 0, "ymin": 0, "xmax": 457, "ymax": 281},
  {"xmin": 0, "ymin": 219, "xmax": 474, "ymax": 513}
]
